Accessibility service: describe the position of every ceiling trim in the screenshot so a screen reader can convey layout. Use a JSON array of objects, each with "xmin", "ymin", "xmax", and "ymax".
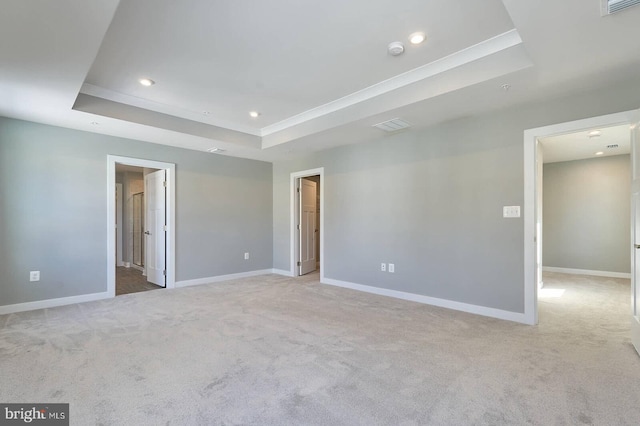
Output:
[
  {"xmin": 260, "ymin": 29, "xmax": 522, "ymax": 137},
  {"xmin": 80, "ymin": 83, "xmax": 262, "ymax": 136}
]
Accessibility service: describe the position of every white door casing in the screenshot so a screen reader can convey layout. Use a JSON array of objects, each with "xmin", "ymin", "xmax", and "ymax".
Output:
[
  {"xmin": 630, "ymin": 111, "xmax": 640, "ymax": 356},
  {"xmin": 144, "ymin": 169, "xmax": 166, "ymax": 287},
  {"xmin": 524, "ymin": 110, "xmax": 636, "ymax": 326},
  {"xmin": 299, "ymin": 178, "xmax": 317, "ymax": 275},
  {"xmin": 115, "ymin": 183, "xmax": 123, "ymax": 267}
]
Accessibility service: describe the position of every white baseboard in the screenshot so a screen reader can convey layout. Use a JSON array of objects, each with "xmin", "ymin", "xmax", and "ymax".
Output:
[
  {"xmin": 542, "ymin": 266, "xmax": 631, "ymax": 279},
  {"xmin": 322, "ymin": 277, "xmax": 528, "ymax": 324},
  {"xmin": 0, "ymin": 291, "xmax": 111, "ymax": 315},
  {"xmin": 175, "ymin": 269, "xmax": 273, "ymax": 288},
  {"xmin": 271, "ymin": 268, "xmax": 294, "ymax": 277}
]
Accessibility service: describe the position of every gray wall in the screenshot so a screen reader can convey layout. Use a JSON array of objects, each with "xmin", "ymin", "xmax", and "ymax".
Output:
[
  {"xmin": 543, "ymin": 155, "xmax": 630, "ymax": 273},
  {"xmin": 0, "ymin": 117, "xmax": 272, "ymax": 306},
  {"xmin": 273, "ymin": 79, "xmax": 640, "ymax": 314}
]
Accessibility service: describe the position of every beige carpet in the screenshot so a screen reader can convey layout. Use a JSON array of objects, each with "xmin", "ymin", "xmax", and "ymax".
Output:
[{"xmin": 0, "ymin": 272, "xmax": 638, "ymax": 425}]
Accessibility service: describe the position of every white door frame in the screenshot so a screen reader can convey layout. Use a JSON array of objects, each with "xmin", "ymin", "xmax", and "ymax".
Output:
[
  {"xmin": 523, "ymin": 110, "xmax": 635, "ymax": 325},
  {"xmin": 107, "ymin": 155, "xmax": 176, "ymax": 297},
  {"xmin": 290, "ymin": 168, "xmax": 324, "ymax": 280},
  {"xmin": 115, "ymin": 183, "xmax": 124, "ymax": 267}
]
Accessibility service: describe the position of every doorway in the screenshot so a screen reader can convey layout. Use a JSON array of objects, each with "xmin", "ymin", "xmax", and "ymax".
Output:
[
  {"xmin": 524, "ymin": 110, "xmax": 637, "ymax": 325},
  {"xmin": 107, "ymin": 155, "xmax": 176, "ymax": 298},
  {"xmin": 290, "ymin": 168, "xmax": 324, "ymax": 278},
  {"xmin": 114, "ymin": 164, "xmax": 165, "ymax": 295}
]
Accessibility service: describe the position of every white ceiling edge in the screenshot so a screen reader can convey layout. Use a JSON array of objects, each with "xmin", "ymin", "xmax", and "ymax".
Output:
[
  {"xmin": 80, "ymin": 83, "xmax": 262, "ymax": 136},
  {"xmin": 260, "ymin": 29, "xmax": 523, "ymax": 137}
]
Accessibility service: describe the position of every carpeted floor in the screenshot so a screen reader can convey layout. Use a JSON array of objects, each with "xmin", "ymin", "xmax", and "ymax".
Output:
[
  {"xmin": 0, "ymin": 272, "xmax": 638, "ymax": 425},
  {"xmin": 116, "ymin": 266, "xmax": 162, "ymax": 296}
]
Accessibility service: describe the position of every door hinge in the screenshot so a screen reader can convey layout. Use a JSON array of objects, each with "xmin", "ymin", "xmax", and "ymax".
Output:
[
  {"xmin": 163, "ymin": 181, "xmax": 167, "ymax": 187},
  {"xmin": 297, "ymin": 187, "xmax": 300, "ymax": 193},
  {"xmin": 163, "ymin": 270, "xmax": 166, "ymax": 276},
  {"xmin": 297, "ymin": 261, "xmax": 301, "ymax": 266},
  {"xmin": 164, "ymin": 225, "xmax": 168, "ymax": 231},
  {"xmin": 297, "ymin": 224, "xmax": 300, "ymax": 230}
]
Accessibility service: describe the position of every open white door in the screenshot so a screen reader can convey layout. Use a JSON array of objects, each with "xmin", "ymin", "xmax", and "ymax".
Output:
[
  {"xmin": 115, "ymin": 183, "xmax": 123, "ymax": 267},
  {"xmin": 631, "ymin": 112, "xmax": 640, "ymax": 356},
  {"xmin": 299, "ymin": 178, "xmax": 317, "ymax": 275},
  {"xmin": 145, "ymin": 170, "xmax": 166, "ymax": 287}
]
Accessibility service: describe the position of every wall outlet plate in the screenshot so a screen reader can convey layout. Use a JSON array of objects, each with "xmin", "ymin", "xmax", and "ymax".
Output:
[
  {"xmin": 29, "ymin": 271, "xmax": 40, "ymax": 282},
  {"xmin": 244, "ymin": 252, "xmax": 249, "ymax": 260},
  {"xmin": 388, "ymin": 263, "xmax": 395, "ymax": 273},
  {"xmin": 381, "ymin": 263, "xmax": 386, "ymax": 272}
]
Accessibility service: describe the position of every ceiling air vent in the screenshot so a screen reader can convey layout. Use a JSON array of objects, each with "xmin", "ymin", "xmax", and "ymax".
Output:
[
  {"xmin": 601, "ymin": 0, "xmax": 640, "ymax": 15},
  {"xmin": 373, "ymin": 118, "xmax": 411, "ymax": 133},
  {"xmin": 607, "ymin": 144, "xmax": 619, "ymax": 149}
]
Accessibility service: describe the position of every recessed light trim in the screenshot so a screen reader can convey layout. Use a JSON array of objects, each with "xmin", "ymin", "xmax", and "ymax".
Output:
[
  {"xmin": 409, "ymin": 32, "xmax": 426, "ymax": 45},
  {"xmin": 139, "ymin": 78, "xmax": 155, "ymax": 87},
  {"xmin": 595, "ymin": 151, "xmax": 604, "ymax": 156},
  {"xmin": 588, "ymin": 130, "xmax": 601, "ymax": 138},
  {"xmin": 249, "ymin": 111, "xmax": 260, "ymax": 118}
]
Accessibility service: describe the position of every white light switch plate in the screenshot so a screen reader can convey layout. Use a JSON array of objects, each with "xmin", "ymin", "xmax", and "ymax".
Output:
[{"xmin": 503, "ymin": 206, "xmax": 521, "ymax": 218}]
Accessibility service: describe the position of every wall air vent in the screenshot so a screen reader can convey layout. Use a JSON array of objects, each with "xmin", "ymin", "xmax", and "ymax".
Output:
[
  {"xmin": 607, "ymin": 144, "xmax": 619, "ymax": 149},
  {"xmin": 601, "ymin": 0, "xmax": 640, "ymax": 15},
  {"xmin": 373, "ymin": 118, "xmax": 411, "ymax": 133}
]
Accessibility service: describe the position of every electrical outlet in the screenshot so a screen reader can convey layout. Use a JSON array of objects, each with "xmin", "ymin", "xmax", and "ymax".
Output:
[
  {"xmin": 388, "ymin": 263, "xmax": 395, "ymax": 273},
  {"xmin": 29, "ymin": 271, "xmax": 40, "ymax": 282},
  {"xmin": 244, "ymin": 252, "xmax": 249, "ymax": 260},
  {"xmin": 381, "ymin": 263, "xmax": 386, "ymax": 272}
]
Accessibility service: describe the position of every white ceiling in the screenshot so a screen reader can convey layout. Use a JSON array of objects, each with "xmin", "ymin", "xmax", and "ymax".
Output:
[
  {"xmin": 540, "ymin": 124, "xmax": 631, "ymax": 163},
  {"xmin": 1, "ymin": 0, "xmax": 640, "ymax": 162}
]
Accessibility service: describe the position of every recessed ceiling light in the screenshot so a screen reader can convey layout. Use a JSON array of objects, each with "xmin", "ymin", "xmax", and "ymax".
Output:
[
  {"xmin": 249, "ymin": 111, "xmax": 260, "ymax": 118},
  {"xmin": 203, "ymin": 111, "xmax": 211, "ymax": 115},
  {"xmin": 595, "ymin": 151, "xmax": 604, "ymax": 156},
  {"xmin": 207, "ymin": 147, "xmax": 226, "ymax": 153},
  {"xmin": 139, "ymin": 78, "xmax": 155, "ymax": 87},
  {"xmin": 409, "ymin": 32, "xmax": 426, "ymax": 45},
  {"xmin": 588, "ymin": 130, "xmax": 601, "ymax": 137},
  {"xmin": 90, "ymin": 121, "xmax": 99, "ymax": 125},
  {"xmin": 501, "ymin": 84, "xmax": 511, "ymax": 91}
]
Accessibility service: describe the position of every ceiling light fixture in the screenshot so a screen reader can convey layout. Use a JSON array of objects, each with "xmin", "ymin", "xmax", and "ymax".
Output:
[
  {"xmin": 139, "ymin": 78, "xmax": 155, "ymax": 87},
  {"xmin": 595, "ymin": 151, "xmax": 604, "ymax": 156},
  {"xmin": 203, "ymin": 111, "xmax": 211, "ymax": 115},
  {"xmin": 387, "ymin": 41, "xmax": 405, "ymax": 56},
  {"xmin": 501, "ymin": 84, "xmax": 511, "ymax": 91},
  {"xmin": 249, "ymin": 111, "xmax": 260, "ymax": 118},
  {"xmin": 409, "ymin": 32, "xmax": 426, "ymax": 45},
  {"xmin": 207, "ymin": 147, "xmax": 226, "ymax": 153},
  {"xmin": 90, "ymin": 121, "xmax": 99, "ymax": 125},
  {"xmin": 588, "ymin": 130, "xmax": 601, "ymax": 138}
]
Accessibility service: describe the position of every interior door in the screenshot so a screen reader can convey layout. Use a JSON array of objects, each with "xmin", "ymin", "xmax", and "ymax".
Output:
[
  {"xmin": 145, "ymin": 170, "xmax": 166, "ymax": 287},
  {"xmin": 115, "ymin": 183, "xmax": 123, "ymax": 267},
  {"xmin": 631, "ymin": 112, "xmax": 640, "ymax": 356},
  {"xmin": 299, "ymin": 178, "xmax": 317, "ymax": 275}
]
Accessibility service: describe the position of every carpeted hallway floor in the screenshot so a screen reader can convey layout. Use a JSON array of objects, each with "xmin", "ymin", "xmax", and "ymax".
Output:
[{"xmin": 0, "ymin": 272, "xmax": 638, "ymax": 425}]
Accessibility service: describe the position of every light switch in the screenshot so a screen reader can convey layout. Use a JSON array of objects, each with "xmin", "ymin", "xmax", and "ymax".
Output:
[{"xmin": 503, "ymin": 206, "xmax": 521, "ymax": 218}]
